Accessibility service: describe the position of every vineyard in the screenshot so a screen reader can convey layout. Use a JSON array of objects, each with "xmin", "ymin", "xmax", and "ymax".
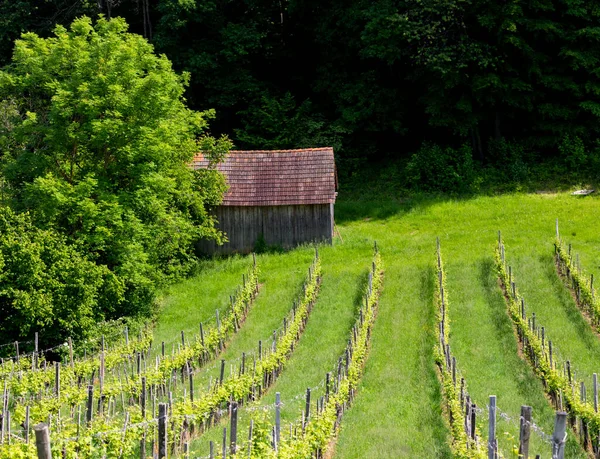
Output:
[{"xmin": 3, "ymin": 192, "xmax": 600, "ymax": 457}]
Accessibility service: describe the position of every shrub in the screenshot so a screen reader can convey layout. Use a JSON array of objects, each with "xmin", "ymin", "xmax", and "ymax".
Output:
[
  {"xmin": 253, "ymin": 233, "xmax": 284, "ymax": 254},
  {"xmin": 0, "ymin": 16, "xmax": 231, "ymax": 333},
  {"xmin": 406, "ymin": 143, "xmax": 475, "ymax": 193},
  {"xmin": 0, "ymin": 207, "xmax": 121, "ymax": 347},
  {"xmin": 559, "ymin": 134, "xmax": 587, "ymax": 172},
  {"xmin": 486, "ymin": 138, "xmax": 529, "ymax": 183}
]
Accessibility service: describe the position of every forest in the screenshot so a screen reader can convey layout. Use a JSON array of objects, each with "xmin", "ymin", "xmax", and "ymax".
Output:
[{"xmin": 4, "ymin": 0, "xmax": 600, "ymax": 186}]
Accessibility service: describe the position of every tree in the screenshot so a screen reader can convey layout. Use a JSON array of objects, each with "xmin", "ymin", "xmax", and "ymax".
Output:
[
  {"xmin": 0, "ymin": 0, "xmax": 102, "ymax": 67},
  {"xmin": 0, "ymin": 16, "xmax": 231, "ymax": 323}
]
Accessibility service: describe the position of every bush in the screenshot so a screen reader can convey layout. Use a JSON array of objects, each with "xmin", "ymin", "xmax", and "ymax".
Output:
[
  {"xmin": 235, "ymin": 92, "xmax": 348, "ymax": 152},
  {"xmin": 559, "ymin": 134, "xmax": 587, "ymax": 172},
  {"xmin": 406, "ymin": 143, "xmax": 475, "ymax": 193},
  {"xmin": 486, "ymin": 138, "xmax": 529, "ymax": 183},
  {"xmin": 0, "ymin": 16, "xmax": 231, "ymax": 337},
  {"xmin": 253, "ymin": 233, "xmax": 284, "ymax": 254},
  {"xmin": 0, "ymin": 207, "xmax": 121, "ymax": 348}
]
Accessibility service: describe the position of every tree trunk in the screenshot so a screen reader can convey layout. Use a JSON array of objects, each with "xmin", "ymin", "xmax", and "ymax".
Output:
[{"xmin": 495, "ymin": 111, "xmax": 501, "ymax": 140}]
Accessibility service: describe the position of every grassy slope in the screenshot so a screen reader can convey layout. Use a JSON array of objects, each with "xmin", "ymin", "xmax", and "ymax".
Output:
[
  {"xmin": 550, "ymin": 209, "xmax": 600, "ymax": 282},
  {"xmin": 334, "ymin": 263, "xmax": 452, "ymax": 458},
  {"xmin": 191, "ymin": 249, "xmax": 316, "ymax": 389},
  {"xmin": 248, "ymin": 241, "xmax": 372, "ymax": 423},
  {"xmin": 335, "ymin": 194, "xmax": 597, "ymax": 458},
  {"xmin": 153, "ymin": 255, "xmax": 254, "ymax": 348},
  {"xmin": 446, "ymin": 260, "xmax": 584, "ymax": 457},
  {"xmin": 156, "ymin": 191, "xmax": 600, "ymax": 458},
  {"xmin": 510, "ymin": 252, "xmax": 600, "ymax": 391}
]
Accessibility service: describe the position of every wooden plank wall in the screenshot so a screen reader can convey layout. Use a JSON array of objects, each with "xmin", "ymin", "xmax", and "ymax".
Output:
[{"xmin": 199, "ymin": 204, "xmax": 333, "ymax": 254}]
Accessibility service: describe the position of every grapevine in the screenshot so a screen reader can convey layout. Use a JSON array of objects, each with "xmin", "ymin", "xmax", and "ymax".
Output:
[{"xmin": 495, "ymin": 236, "xmax": 600, "ymax": 453}]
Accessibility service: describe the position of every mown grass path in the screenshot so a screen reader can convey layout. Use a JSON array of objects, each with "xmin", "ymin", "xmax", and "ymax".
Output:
[
  {"xmin": 335, "ymin": 263, "xmax": 452, "ymax": 458},
  {"xmin": 250, "ymin": 244, "xmax": 372, "ymax": 422},
  {"xmin": 189, "ymin": 243, "xmax": 373, "ymax": 455},
  {"xmin": 191, "ymin": 250, "xmax": 316, "ymax": 388},
  {"xmin": 154, "ymin": 256, "xmax": 255, "ymax": 348}
]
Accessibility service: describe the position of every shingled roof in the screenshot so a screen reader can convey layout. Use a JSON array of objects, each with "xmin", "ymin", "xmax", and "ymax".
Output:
[{"xmin": 192, "ymin": 148, "xmax": 337, "ymax": 206}]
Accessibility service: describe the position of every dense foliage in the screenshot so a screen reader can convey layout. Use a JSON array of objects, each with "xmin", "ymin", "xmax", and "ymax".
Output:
[
  {"xmin": 0, "ymin": 16, "xmax": 231, "ymax": 344},
  {"xmin": 0, "ymin": 207, "xmax": 118, "ymax": 344},
  {"xmin": 435, "ymin": 244, "xmax": 485, "ymax": 458},
  {"xmin": 1, "ymin": 0, "xmax": 599, "ymax": 342},
  {"xmin": 2, "ymin": 1, "xmax": 599, "ymax": 181}
]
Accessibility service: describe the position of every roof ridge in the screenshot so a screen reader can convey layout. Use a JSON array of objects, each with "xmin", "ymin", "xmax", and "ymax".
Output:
[{"xmin": 228, "ymin": 147, "xmax": 333, "ymax": 154}]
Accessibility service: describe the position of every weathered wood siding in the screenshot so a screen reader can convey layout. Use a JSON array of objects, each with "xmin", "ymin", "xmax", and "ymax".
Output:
[{"xmin": 199, "ymin": 204, "xmax": 334, "ymax": 254}]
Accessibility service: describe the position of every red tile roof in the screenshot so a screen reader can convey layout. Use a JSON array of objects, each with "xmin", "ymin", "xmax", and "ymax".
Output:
[{"xmin": 192, "ymin": 148, "xmax": 337, "ymax": 206}]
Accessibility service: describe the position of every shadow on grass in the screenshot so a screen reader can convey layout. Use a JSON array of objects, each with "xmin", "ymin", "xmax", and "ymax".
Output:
[
  {"xmin": 335, "ymin": 166, "xmax": 600, "ymax": 225},
  {"xmin": 335, "ymin": 194, "xmax": 447, "ymax": 225},
  {"xmin": 353, "ymin": 268, "xmax": 370, "ymax": 314},
  {"xmin": 335, "ymin": 189, "xmax": 511, "ymax": 225}
]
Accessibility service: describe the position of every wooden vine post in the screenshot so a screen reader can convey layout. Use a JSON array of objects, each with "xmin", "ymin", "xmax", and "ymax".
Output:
[
  {"xmin": 275, "ymin": 392, "xmax": 281, "ymax": 444},
  {"xmin": 594, "ymin": 373, "xmax": 598, "ymax": 413},
  {"xmin": 230, "ymin": 402, "xmax": 238, "ymax": 455},
  {"xmin": 519, "ymin": 405, "xmax": 532, "ymax": 458},
  {"xmin": 34, "ymin": 423, "xmax": 52, "ymax": 459},
  {"xmin": 86, "ymin": 385, "xmax": 93, "ymax": 424},
  {"xmin": 488, "ymin": 395, "xmax": 496, "ymax": 459},
  {"xmin": 68, "ymin": 337, "xmax": 73, "ymax": 368},
  {"xmin": 158, "ymin": 403, "xmax": 168, "ymax": 459},
  {"xmin": 551, "ymin": 412, "xmax": 567, "ymax": 459},
  {"xmin": 54, "ymin": 363, "xmax": 60, "ymax": 398},
  {"xmin": 305, "ymin": 388, "xmax": 311, "ymax": 426}
]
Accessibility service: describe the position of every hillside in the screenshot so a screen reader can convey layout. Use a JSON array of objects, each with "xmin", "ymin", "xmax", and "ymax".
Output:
[{"xmin": 147, "ymin": 191, "xmax": 599, "ymax": 458}]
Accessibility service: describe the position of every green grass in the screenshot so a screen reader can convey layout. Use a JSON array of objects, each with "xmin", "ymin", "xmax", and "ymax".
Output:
[
  {"xmin": 153, "ymin": 255, "xmax": 255, "ymax": 348},
  {"xmin": 187, "ymin": 240, "xmax": 373, "ymax": 455},
  {"xmin": 509, "ymin": 252, "xmax": 600, "ymax": 390},
  {"xmin": 335, "ymin": 264, "xmax": 452, "ymax": 458},
  {"xmin": 189, "ymin": 248, "xmax": 315, "ymax": 388},
  {"xmin": 153, "ymin": 190, "xmax": 600, "ymax": 458}
]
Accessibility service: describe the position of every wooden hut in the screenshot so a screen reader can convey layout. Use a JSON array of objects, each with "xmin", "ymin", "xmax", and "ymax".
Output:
[{"xmin": 193, "ymin": 147, "xmax": 337, "ymax": 254}]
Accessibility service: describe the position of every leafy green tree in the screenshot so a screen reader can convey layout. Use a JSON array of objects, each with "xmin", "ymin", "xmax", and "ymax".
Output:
[
  {"xmin": 0, "ymin": 16, "xmax": 231, "ymax": 322},
  {"xmin": 406, "ymin": 142, "xmax": 475, "ymax": 193},
  {"xmin": 0, "ymin": 0, "xmax": 102, "ymax": 67},
  {"xmin": 5, "ymin": 0, "xmax": 600, "ymax": 188},
  {"xmin": 358, "ymin": 0, "xmax": 600, "ymax": 156}
]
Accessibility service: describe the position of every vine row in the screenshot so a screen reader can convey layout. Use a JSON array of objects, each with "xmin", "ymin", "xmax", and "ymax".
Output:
[
  {"xmin": 164, "ymin": 252, "xmax": 322, "ymax": 448},
  {"xmin": 495, "ymin": 234, "xmax": 600, "ymax": 456},
  {"xmin": 5, "ymin": 253, "xmax": 318, "ymax": 458},
  {"xmin": 434, "ymin": 240, "xmax": 485, "ymax": 459},
  {"xmin": 9, "ymin": 260, "xmax": 259, "ymax": 424},
  {"xmin": 0, "ymin": 258, "xmax": 261, "ymax": 458},
  {"xmin": 555, "ymin": 236, "xmax": 600, "ymax": 331}
]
